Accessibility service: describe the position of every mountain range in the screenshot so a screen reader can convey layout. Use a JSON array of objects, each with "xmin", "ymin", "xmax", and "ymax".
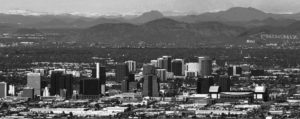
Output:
[
  {"xmin": 1, "ymin": 7, "xmax": 300, "ymax": 29},
  {"xmin": 2, "ymin": 7, "xmax": 300, "ymax": 47},
  {"xmin": 67, "ymin": 18, "xmax": 300, "ymax": 47}
]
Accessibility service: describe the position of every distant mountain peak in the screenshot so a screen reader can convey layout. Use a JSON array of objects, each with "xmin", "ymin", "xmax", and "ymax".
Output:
[
  {"xmin": 227, "ymin": 7, "xmax": 263, "ymax": 12},
  {"xmin": 211, "ymin": 7, "xmax": 268, "ymax": 21},
  {"xmin": 131, "ymin": 10, "xmax": 164, "ymax": 24},
  {"xmin": 223, "ymin": 7, "xmax": 265, "ymax": 15},
  {"xmin": 140, "ymin": 10, "xmax": 164, "ymax": 17}
]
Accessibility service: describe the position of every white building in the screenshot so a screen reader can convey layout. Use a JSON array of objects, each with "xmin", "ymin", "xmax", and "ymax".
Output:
[
  {"xmin": 150, "ymin": 60, "xmax": 158, "ymax": 67},
  {"xmin": 185, "ymin": 63, "xmax": 199, "ymax": 77},
  {"xmin": 125, "ymin": 60, "xmax": 136, "ymax": 72}
]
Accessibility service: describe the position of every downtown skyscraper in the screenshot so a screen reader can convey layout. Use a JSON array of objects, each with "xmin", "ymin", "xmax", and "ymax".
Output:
[
  {"xmin": 27, "ymin": 73, "xmax": 41, "ymax": 96},
  {"xmin": 198, "ymin": 56, "xmax": 212, "ymax": 77},
  {"xmin": 142, "ymin": 64, "xmax": 160, "ymax": 97}
]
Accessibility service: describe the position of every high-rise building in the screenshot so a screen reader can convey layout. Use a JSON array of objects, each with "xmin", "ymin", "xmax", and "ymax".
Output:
[
  {"xmin": 50, "ymin": 71, "xmax": 63, "ymax": 96},
  {"xmin": 91, "ymin": 63, "xmax": 106, "ymax": 95},
  {"xmin": 142, "ymin": 75, "xmax": 159, "ymax": 97},
  {"xmin": 167, "ymin": 72, "xmax": 174, "ymax": 79},
  {"xmin": 228, "ymin": 66, "xmax": 242, "ymax": 76},
  {"xmin": 185, "ymin": 63, "xmax": 199, "ymax": 77},
  {"xmin": 115, "ymin": 63, "xmax": 129, "ymax": 82},
  {"xmin": 22, "ymin": 87, "xmax": 34, "ymax": 99},
  {"xmin": 79, "ymin": 78, "xmax": 100, "ymax": 96},
  {"xmin": 197, "ymin": 77, "xmax": 214, "ymax": 94},
  {"xmin": 143, "ymin": 64, "xmax": 156, "ymax": 75},
  {"xmin": 125, "ymin": 60, "xmax": 136, "ymax": 73},
  {"xmin": 27, "ymin": 73, "xmax": 41, "ymax": 96},
  {"xmin": 58, "ymin": 74, "xmax": 73, "ymax": 99},
  {"xmin": 219, "ymin": 75, "xmax": 231, "ymax": 92},
  {"xmin": 96, "ymin": 63, "xmax": 100, "ymax": 78},
  {"xmin": 157, "ymin": 58, "xmax": 164, "ymax": 69},
  {"xmin": 198, "ymin": 56, "xmax": 212, "ymax": 77},
  {"xmin": 0, "ymin": 82, "xmax": 7, "ymax": 98},
  {"xmin": 50, "ymin": 71, "xmax": 73, "ymax": 98},
  {"xmin": 92, "ymin": 64, "xmax": 106, "ymax": 84},
  {"xmin": 150, "ymin": 60, "xmax": 158, "ymax": 67},
  {"xmin": 121, "ymin": 73, "xmax": 135, "ymax": 92},
  {"xmin": 162, "ymin": 56, "xmax": 172, "ymax": 72},
  {"xmin": 171, "ymin": 59, "xmax": 184, "ymax": 76},
  {"xmin": 156, "ymin": 69, "xmax": 167, "ymax": 81}
]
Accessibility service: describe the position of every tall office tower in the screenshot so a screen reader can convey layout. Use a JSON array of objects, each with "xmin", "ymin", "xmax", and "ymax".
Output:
[
  {"xmin": 22, "ymin": 87, "xmax": 34, "ymax": 99},
  {"xmin": 121, "ymin": 73, "xmax": 135, "ymax": 92},
  {"xmin": 162, "ymin": 56, "xmax": 172, "ymax": 72},
  {"xmin": 92, "ymin": 63, "xmax": 105, "ymax": 79},
  {"xmin": 58, "ymin": 74, "xmax": 73, "ymax": 99},
  {"xmin": 198, "ymin": 56, "xmax": 212, "ymax": 77},
  {"xmin": 125, "ymin": 60, "xmax": 136, "ymax": 73},
  {"xmin": 27, "ymin": 73, "xmax": 41, "ymax": 96},
  {"xmin": 228, "ymin": 66, "xmax": 242, "ymax": 76},
  {"xmin": 91, "ymin": 63, "xmax": 100, "ymax": 79},
  {"xmin": 157, "ymin": 58, "xmax": 164, "ymax": 69},
  {"xmin": 79, "ymin": 78, "xmax": 100, "ymax": 95},
  {"xmin": 150, "ymin": 60, "xmax": 158, "ymax": 67},
  {"xmin": 115, "ymin": 63, "xmax": 129, "ymax": 82},
  {"xmin": 0, "ymin": 82, "xmax": 7, "ymax": 98},
  {"xmin": 99, "ymin": 66, "xmax": 106, "ymax": 95},
  {"xmin": 142, "ymin": 75, "xmax": 160, "ymax": 97},
  {"xmin": 92, "ymin": 63, "xmax": 106, "ymax": 84},
  {"xmin": 197, "ymin": 77, "xmax": 214, "ymax": 94},
  {"xmin": 50, "ymin": 71, "xmax": 63, "ymax": 96},
  {"xmin": 185, "ymin": 63, "xmax": 199, "ymax": 77},
  {"xmin": 219, "ymin": 75, "xmax": 231, "ymax": 92},
  {"xmin": 171, "ymin": 59, "xmax": 184, "ymax": 76},
  {"xmin": 92, "ymin": 63, "xmax": 106, "ymax": 95},
  {"xmin": 156, "ymin": 69, "xmax": 167, "ymax": 81},
  {"xmin": 143, "ymin": 64, "xmax": 156, "ymax": 75}
]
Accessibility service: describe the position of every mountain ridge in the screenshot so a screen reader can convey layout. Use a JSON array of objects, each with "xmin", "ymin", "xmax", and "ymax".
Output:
[{"xmin": 1, "ymin": 7, "xmax": 300, "ymax": 28}]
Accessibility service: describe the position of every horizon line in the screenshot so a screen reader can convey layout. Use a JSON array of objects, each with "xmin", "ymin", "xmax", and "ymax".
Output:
[{"xmin": 0, "ymin": 7, "xmax": 297, "ymax": 18}]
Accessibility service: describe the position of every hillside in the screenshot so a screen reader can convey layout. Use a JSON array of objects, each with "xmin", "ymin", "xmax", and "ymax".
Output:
[{"xmin": 70, "ymin": 18, "xmax": 245, "ymax": 47}]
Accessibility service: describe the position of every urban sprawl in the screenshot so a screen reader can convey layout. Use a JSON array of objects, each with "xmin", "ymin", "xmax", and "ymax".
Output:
[{"xmin": 0, "ymin": 56, "xmax": 299, "ymax": 119}]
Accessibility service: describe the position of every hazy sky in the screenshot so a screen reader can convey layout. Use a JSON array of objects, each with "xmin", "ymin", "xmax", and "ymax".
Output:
[{"xmin": 0, "ymin": 0, "xmax": 300, "ymax": 15}]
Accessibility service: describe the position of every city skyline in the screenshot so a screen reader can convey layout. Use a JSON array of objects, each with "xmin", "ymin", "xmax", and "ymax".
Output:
[{"xmin": 0, "ymin": 0, "xmax": 300, "ymax": 16}]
